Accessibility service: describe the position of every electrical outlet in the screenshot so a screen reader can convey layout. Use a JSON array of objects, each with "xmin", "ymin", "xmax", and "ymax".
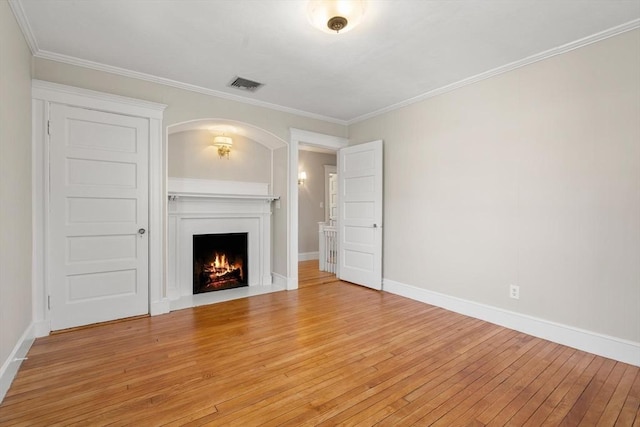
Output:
[{"xmin": 509, "ymin": 284, "xmax": 520, "ymax": 300}]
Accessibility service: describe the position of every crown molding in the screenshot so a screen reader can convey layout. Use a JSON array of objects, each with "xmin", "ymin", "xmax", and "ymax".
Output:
[
  {"xmin": 10, "ymin": 0, "xmax": 638, "ymax": 127},
  {"xmin": 8, "ymin": 0, "xmax": 38, "ymax": 54},
  {"xmin": 31, "ymin": 79, "xmax": 167, "ymax": 111},
  {"xmin": 32, "ymin": 79, "xmax": 167, "ymax": 118},
  {"xmin": 348, "ymin": 18, "xmax": 640, "ymax": 125},
  {"xmin": 32, "ymin": 49, "xmax": 349, "ymax": 126}
]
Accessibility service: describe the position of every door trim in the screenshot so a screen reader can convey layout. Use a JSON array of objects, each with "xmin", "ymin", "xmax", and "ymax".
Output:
[
  {"xmin": 32, "ymin": 80, "xmax": 167, "ymax": 336},
  {"xmin": 288, "ymin": 128, "xmax": 348, "ymax": 289},
  {"xmin": 324, "ymin": 165, "xmax": 337, "ymax": 223}
]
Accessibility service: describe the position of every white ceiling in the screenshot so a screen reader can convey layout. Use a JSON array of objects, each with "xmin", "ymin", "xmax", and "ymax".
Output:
[{"xmin": 14, "ymin": 0, "xmax": 640, "ymax": 124}]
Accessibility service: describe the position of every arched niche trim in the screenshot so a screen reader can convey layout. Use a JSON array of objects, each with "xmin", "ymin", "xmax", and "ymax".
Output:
[{"xmin": 168, "ymin": 118, "xmax": 287, "ymax": 150}]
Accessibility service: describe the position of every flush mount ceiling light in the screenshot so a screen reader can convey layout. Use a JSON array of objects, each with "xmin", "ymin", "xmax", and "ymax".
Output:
[{"xmin": 308, "ymin": 0, "xmax": 366, "ymax": 34}]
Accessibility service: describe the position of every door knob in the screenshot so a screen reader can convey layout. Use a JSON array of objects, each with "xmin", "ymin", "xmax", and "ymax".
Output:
[{"xmin": 138, "ymin": 228, "xmax": 146, "ymax": 235}]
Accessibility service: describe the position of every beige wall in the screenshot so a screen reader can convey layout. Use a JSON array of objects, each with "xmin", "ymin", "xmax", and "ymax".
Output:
[
  {"xmin": 33, "ymin": 57, "xmax": 348, "ymax": 280},
  {"xmin": 298, "ymin": 150, "xmax": 336, "ymax": 254},
  {"xmin": 168, "ymin": 130, "xmax": 271, "ymax": 183},
  {"xmin": 0, "ymin": 1, "xmax": 33, "ymax": 376},
  {"xmin": 33, "ymin": 58, "xmax": 347, "ymax": 141},
  {"xmin": 272, "ymin": 146, "xmax": 289, "ymax": 277},
  {"xmin": 349, "ymin": 29, "xmax": 640, "ymax": 343}
]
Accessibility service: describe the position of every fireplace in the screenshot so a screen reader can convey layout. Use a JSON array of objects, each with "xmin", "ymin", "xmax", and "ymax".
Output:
[
  {"xmin": 193, "ymin": 233, "xmax": 248, "ymax": 294},
  {"xmin": 167, "ymin": 178, "xmax": 279, "ymax": 307}
]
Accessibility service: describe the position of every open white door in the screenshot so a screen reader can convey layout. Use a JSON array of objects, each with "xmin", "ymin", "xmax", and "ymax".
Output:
[
  {"xmin": 338, "ymin": 140, "xmax": 383, "ymax": 290},
  {"xmin": 48, "ymin": 103, "xmax": 150, "ymax": 330}
]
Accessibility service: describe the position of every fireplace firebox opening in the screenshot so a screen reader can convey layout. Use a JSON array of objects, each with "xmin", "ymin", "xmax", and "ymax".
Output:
[{"xmin": 193, "ymin": 233, "xmax": 248, "ymax": 293}]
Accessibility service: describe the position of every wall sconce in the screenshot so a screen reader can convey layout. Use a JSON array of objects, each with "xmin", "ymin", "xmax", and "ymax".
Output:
[
  {"xmin": 213, "ymin": 135, "xmax": 233, "ymax": 159},
  {"xmin": 298, "ymin": 171, "xmax": 307, "ymax": 186}
]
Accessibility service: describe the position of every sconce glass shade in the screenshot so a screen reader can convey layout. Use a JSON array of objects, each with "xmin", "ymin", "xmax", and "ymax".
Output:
[
  {"xmin": 298, "ymin": 171, "xmax": 307, "ymax": 185},
  {"xmin": 308, "ymin": 0, "xmax": 366, "ymax": 34},
  {"xmin": 213, "ymin": 135, "xmax": 233, "ymax": 159}
]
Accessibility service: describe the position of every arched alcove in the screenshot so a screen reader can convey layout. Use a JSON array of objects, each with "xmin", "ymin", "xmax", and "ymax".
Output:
[
  {"xmin": 167, "ymin": 118, "xmax": 288, "ymax": 193},
  {"xmin": 166, "ymin": 117, "xmax": 288, "ymax": 195},
  {"xmin": 165, "ymin": 119, "xmax": 292, "ymax": 307}
]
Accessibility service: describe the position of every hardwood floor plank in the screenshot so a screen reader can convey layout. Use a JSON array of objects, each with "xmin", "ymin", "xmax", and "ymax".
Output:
[
  {"xmin": 597, "ymin": 365, "xmax": 640, "ymax": 426},
  {"xmin": 0, "ymin": 261, "xmax": 636, "ymax": 426},
  {"xmin": 615, "ymin": 370, "xmax": 640, "ymax": 427},
  {"xmin": 307, "ymin": 323, "xmax": 504, "ymax": 426},
  {"xmin": 351, "ymin": 399, "xmax": 410, "ymax": 426},
  {"xmin": 522, "ymin": 351, "xmax": 597, "ymax": 426},
  {"xmin": 256, "ymin": 324, "xmax": 501, "ymax": 425},
  {"xmin": 486, "ymin": 346, "xmax": 577, "ymax": 426},
  {"xmin": 578, "ymin": 361, "xmax": 629, "ymax": 426},
  {"xmin": 405, "ymin": 337, "xmax": 552, "ymax": 425},
  {"xmin": 294, "ymin": 326, "xmax": 510, "ymax": 426},
  {"xmin": 540, "ymin": 356, "xmax": 607, "ymax": 425},
  {"xmin": 559, "ymin": 357, "xmax": 617, "ymax": 425},
  {"xmin": 438, "ymin": 341, "xmax": 568, "ymax": 426},
  {"xmin": 373, "ymin": 332, "xmax": 532, "ymax": 424},
  {"xmin": 289, "ymin": 326, "xmax": 516, "ymax": 426}
]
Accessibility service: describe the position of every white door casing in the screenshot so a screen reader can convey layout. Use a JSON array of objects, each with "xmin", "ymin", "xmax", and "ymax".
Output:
[
  {"xmin": 338, "ymin": 140, "xmax": 383, "ymax": 290},
  {"xmin": 324, "ymin": 164, "xmax": 337, "ymax": 223},
  {"xmin": 329, "ymin": 172, "xmax": 338, "ymax": 222},
  {"xmin": 48, "ymin": 104, "xmax": 150, "ymax": 330}
]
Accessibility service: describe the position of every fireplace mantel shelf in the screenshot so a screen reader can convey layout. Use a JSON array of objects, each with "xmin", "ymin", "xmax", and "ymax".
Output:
[{"xmin": 168, "ymin": 192, "xmax": 279, "ymax": 201}]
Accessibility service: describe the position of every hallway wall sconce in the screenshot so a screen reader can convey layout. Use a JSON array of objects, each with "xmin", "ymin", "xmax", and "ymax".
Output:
[
  {"xmin": 298, "ymin": 171, "xmax": 307, "ymax": 186},
  {"xmin": 213, "ymin": 135, "xmax": 233, "ymax": 159}
]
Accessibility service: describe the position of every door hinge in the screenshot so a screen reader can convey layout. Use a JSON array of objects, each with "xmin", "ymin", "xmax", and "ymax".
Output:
[
  {"xmin": 47, "ymin": 120, "xmax": 50, "ymax": 135},
  {"xmin": 48, "ymin": 295, "xmax": 51, "ymax": 310}
]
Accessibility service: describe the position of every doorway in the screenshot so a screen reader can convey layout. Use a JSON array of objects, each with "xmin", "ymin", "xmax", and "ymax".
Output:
[
  {"xmin": 297, "ymin": 145, "xmax": 337, "ymax": 262},
  {"xmin": 288, "ymin": 129, "xmax": 348, "ymax": 288}
]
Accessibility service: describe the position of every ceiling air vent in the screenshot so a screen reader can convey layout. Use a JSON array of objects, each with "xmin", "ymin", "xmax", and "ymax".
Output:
[{"xmin": 228, "ymin": 76, "xmax": 264, "ymax": 92}]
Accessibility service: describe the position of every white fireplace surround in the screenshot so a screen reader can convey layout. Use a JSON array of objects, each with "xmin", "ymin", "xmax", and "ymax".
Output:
[{"xmin": 167, "ymin": 178, "xmax": 280, "ymax": 309}]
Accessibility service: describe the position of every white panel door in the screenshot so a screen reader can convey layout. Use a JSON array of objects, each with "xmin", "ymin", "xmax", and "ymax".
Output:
[
  {"xmin": 338, "ymin": 140, "xmax": 383, "ymax": 290},
  {"xmin": 49, "ymin": 104, "xmax": 149, "ymax": 330}
]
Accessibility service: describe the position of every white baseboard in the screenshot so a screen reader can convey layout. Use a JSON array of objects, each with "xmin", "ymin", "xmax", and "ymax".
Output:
[
  {"xmin": 150, "ymin": 299, "xmax": 171, "ymax": 316},
  {"xmin": 383, "ymin": 278, "xmax": 640, "ymax": 367},
  {"xmin": 298, "ymin": 252, "xmax": 319, "ymax": 261},
  {"xmin": 32, "ymin": 320, "xmax": 50, "ymax": 338},
  {"xmin": 0, "ymin": 323, "xmax": 36, "ymax": 403},
  {"xmin": 271, "ymin": 272, "xmax": 288, "ymax": 288},
  {"xmin": 272, "ymin": 272, "xmax": 298, "ymax": 290}
]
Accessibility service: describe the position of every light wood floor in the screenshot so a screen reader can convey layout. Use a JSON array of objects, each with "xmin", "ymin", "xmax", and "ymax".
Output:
[{"xmin": 1, "ymin": 260, "xmax": 638, "ymax": 426}]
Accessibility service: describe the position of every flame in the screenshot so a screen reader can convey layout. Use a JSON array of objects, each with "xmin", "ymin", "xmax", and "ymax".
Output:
[{"xmin": 207, "ymin": 252, "xmax": 242, "ymax": 280}]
